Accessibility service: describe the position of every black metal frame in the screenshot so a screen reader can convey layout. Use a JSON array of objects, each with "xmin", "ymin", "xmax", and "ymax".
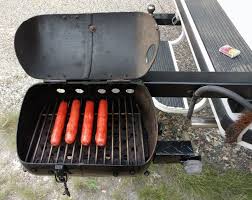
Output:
[
  {"xmin": 150, "ymin": 13, "xmax": 252, "ymax": 99},
  {"xmin": 154, "ymin": 13, "xmax": 181, "ymax": 25},
  {"xmin": 143, "ymin": 71, "xmax": 252, "ymax": 98},
  {"xmin": 145, "ymin": 13, "xmax": 252, "ymax": 164},
  {"xmin": 153, "ymin": 141, "xmax": 200, "ymax": 164}
]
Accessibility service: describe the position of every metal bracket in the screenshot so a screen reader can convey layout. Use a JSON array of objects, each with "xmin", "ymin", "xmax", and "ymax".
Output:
[
  {"xmin": 54, "ymin": 165, "xmax": 70, "ymax": 197},
  {"xmin": 154, "ymin": 13, "xmax": 181, "ymax": 25},
  {"xmin": 153, "ymin": 141, "xmax": 201, "ymax": 164}
]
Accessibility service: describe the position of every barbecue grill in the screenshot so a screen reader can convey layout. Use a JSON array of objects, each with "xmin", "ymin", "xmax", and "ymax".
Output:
[
  {"xmin": 17, "ymin": 83, "xmax": 157, "ymax": 175},
  {"xmin": 14, "ymin": 5, "xmax": 252, "ymax": 197},
  {"xmin": 15, "ymin": 12, "xmax": 166, "ymax": 195}
]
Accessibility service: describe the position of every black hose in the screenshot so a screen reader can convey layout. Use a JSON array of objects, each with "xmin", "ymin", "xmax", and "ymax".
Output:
[{"xmin": 187, "ymin": 86, "xmax": 252, "ymax": 120}]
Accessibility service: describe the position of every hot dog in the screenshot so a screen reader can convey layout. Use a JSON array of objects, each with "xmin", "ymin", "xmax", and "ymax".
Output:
[
  {"xmin": 65, "ymin": 99, "xmax": 81, "ymax": 144},
  {"xmin": 95, "ymin": 99, "xmax": 108, "ymax": 146},
  {"xmin": 50, "ymin": 101, "xmax": 68, "ymax": 146},
  {"xmin": 81, "ymin": 101, "xmax": 95, "ymax": 146}
]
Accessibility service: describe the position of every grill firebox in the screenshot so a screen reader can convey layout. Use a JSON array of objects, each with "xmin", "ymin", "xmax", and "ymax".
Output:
[{"xmin": 17, "ymin": 83, "xmax": 158, "ymax": 175}]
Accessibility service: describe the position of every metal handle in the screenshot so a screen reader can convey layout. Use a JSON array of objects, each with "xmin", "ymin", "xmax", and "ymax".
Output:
[{"xmin": 147, "ymin": 4, "xmax": 155, "ymax": 15}]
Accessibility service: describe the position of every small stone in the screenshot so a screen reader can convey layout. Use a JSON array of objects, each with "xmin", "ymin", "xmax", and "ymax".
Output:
[
  {"xmin": 43, "ymin": 177, "xmax": 49, "ymax": 182},
  {"xmin": 205, "ymin": 135, "xmax": 211, "ymax": 142},
  {"xmin": 101, "ymin": 190, "xmax": 106, "ymax": 193},
  {"xmin": 222, "ymin": 156, "xmax": 229, "ymax": 161},
  {"xmin": 234, "ymin": 146, "xmax": 241, "ymax": 152}
]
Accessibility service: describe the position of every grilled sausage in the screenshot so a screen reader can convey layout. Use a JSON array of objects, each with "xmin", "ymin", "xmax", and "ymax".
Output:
[
  {"xmin": 81, "ymin": 101, "xmax": 95, "ymax": 146},
  {"xmin": 50, "ymin": 101, "xmax": 68, "ymax": 146},
  {"xmin": 95, "ymin": 99, "xmax": 108, "ymax": 146},
  {"xmin": 65, "ymin": 99, "xmax": 81, "ymax": 144}
]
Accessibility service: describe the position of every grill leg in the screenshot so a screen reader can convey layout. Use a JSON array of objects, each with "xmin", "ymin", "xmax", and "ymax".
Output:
[{"xmin": 54, "ymin": 165, "xmax": 70, "ymax": 197}]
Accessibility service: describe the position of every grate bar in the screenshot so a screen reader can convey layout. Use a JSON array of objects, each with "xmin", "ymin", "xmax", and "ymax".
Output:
[
  {"xmin": 87, "ymin": 145, "xmax": 91, "ymax": 164},
  {"xmin": 103, "ymin": 146, "xmax": 106, "ymax": 164},
  {"xmin": 42, "ymin": 113, "xmax": 139, "ymax": 117},
  {"xmin": 71, "ymin": 142, "xmax": 76, "ymax": 163},
  {"xmin": 55, "ymin": 145, "xmax": 61, "ymax": 163},
  {"xmin": 62, "ymin": 99, "xmax": 72, "ymax": 163},
  {"xmin": 136, "ymin": 105, "xmax": 145, "ymax": 163},
  {"xmin": 124, "ymin": 97, "xmax": 129, "ymax": 165},
  {"xmin": 25, "ymin": 105, "xmax": 47, "ymax": 162},
  {"xmin": 79, "ymin": 145, "xmax": 83, "ymax": 163},
  {"xmin": 130, "ymin": 97, "xmax": 137, "ymax": 163},
  {"xmin": 63, "ymin": 144, "xmax": 68, "ymax": 163},
  {"xmin": 31, "ymin": 105, "xmax": 50, "ymax": 162},
  {"xmin": 78, "ymin": 98, "xmax": 84, "ymax": 163},
  {"xmin": 111, "ymin": 100, "xmax": 114, "ymax": 165},
  {"xmin": 40, "ymin": 102, "xmax": 58, "ymax": 162},
  {"xmin": 95, "ymin": 146, "xmax": 98, "ymax": 164},
  {"xmin": 118, "ymin": 99, "xmax": 122, "ymax": 165},
  {"xmin": 47, "ymin": 146, "xmax": 53, "ymax": 163}
]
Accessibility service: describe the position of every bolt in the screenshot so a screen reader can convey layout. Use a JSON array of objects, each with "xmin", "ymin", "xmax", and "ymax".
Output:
[
  {"xmin": 88, "ymin": 25, "xmax": 96, "ymax": 32},
  {"xmin": 147, "ymin": 4, "xmax": 155, "ymax": 14}
]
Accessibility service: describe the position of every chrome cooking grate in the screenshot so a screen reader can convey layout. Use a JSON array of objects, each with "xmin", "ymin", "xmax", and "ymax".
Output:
[{"xmin": 25, "ymin": 96, "xmax": 148, "ymax": 166}]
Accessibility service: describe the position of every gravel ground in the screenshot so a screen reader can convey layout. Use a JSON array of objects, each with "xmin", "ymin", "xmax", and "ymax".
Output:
[{"xmin": 0, "ymin": 0, "xmax": 252, "ymax": 199}]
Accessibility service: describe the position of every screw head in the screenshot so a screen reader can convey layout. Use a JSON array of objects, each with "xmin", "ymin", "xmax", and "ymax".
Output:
[
  {"xmin": 88, "ymin": 25, "xmax": 96, "ymax": 32},
  {"xmin": 147, "ymin": 4, "xmax": 155, "ymax": 14}
]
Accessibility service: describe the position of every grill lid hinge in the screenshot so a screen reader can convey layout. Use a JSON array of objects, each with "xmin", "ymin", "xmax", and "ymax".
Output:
[{"xmin": 54, "ymin": 165, "xmax": 70, "ymax": 197}]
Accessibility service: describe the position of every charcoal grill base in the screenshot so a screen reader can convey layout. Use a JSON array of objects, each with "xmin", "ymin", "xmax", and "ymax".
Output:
[{"xmin": 17, "ymin": 82, "xmax": 158, "ymax": 175}]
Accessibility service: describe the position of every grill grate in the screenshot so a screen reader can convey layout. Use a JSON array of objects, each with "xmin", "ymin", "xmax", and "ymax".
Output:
[{"xmin": 25, "ymin": 97, "xmax": 148, "ymax": 166}]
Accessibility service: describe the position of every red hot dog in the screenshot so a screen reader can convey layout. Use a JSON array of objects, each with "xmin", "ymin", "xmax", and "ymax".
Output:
[
  {"xmin": 50, "ymin": 101, "xmax": 68, "ymax": 146},
  {"xmin": 65, "ymin": 99, "xmax": 81, "ymax": 144},
  {"xmin": 81, "ymin": 101, "xmax": 95, "ymax": 146},
  {"xmin": 95, "ymin": 99, "xmax": 108, "ymax": 146}
]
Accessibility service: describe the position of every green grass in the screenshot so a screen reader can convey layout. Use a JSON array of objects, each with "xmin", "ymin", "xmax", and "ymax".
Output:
[
  {"xmin": 72, "ymin": 177, "xmax": 99, "ymax": 192},
  {"xmin": 138, "ymin": 183, "xmax": 183, "ymax": 200},
  {"xmin": 0, "ymin": 175, "xmax": 47, "ymax": 200},
  {"xmin": 164, "ymin": 164, "xmax": 252, "ymax": 200},
  {"xmin": 123, "ymin": 164, "xmax": 252, "ymax": 200},
  {"xmin": 112, "ymin": 192, "xmax": 126, "ymax": 200}
]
